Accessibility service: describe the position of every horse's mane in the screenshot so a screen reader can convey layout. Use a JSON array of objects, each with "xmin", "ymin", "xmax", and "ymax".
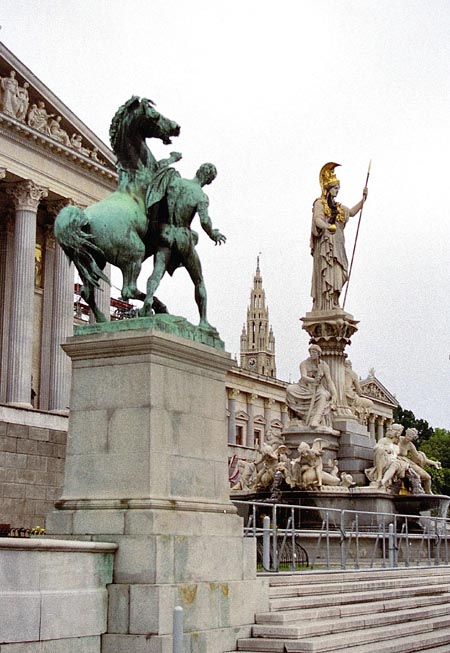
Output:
[{"xmin": 109, "ymin": 96, "xmax": 141, "ymax": 156}]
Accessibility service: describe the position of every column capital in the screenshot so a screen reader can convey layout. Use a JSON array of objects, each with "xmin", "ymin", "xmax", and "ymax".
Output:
[
  {"xmin": 248, "ymin": 393, "xmax": 259, "ymax": 405},
  {"xmin": 7, "ymin": 180, "xmax": 48, "ymax": 212},
  {"xmin": 0, "ymin": 168, "xmax": 6, "ymax": 180},
  {"xmin": 227, "ymin": 388, "xmax": 240, "ymax": 400},
  {"xmin": 264, "ymin": 398, "xmax": 275, "ymax": 408}
]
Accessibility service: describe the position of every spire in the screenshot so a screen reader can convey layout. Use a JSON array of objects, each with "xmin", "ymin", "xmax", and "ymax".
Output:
[{"xmin": 240, "ymin": 258, "xmax": 277, "ymax": 378}]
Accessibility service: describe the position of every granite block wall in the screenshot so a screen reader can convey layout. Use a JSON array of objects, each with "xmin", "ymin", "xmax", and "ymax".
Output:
[{"xmin": 0, "ymin": 420, "xmax": 67, "ymax": 529}]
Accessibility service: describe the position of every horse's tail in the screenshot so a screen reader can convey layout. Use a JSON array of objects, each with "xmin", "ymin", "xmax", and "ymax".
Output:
[{"xmin": 54, "ymin": 205, "xmax": 110, "ymax": 289}]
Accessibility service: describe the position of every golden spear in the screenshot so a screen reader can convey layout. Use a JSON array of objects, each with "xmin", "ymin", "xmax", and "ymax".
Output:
[{"xmin": 342, "ymin": 160, "xmax": 371, "ymax": 310}]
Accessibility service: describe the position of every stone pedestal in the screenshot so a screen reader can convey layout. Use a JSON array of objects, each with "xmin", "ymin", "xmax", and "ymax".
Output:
[
  {"xmin": 47, "ymin": 322, "xmax": 268, "ymax": 653},
  {"xmin": 337, "ymin": 421, "xmax": 374, "ymax": 485},
  {"xmin": 282, "ymin": 425, "xmax": 340, "ymax": 470},
  {"xmin": 301, "ymin": 308, "xmax": 358, "ymax": 421}
]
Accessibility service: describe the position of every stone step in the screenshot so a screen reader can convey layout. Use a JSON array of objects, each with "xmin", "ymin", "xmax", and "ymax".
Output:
[
  {"xmin": 237, "ymin": 614, "xmax": 450, "ymax": 651},
  {"xmin": 251, "ymin": 601, "xmax": 450, "ymax": 639},
  {"xmin": 266, "ymin": 566, "xmax": 450, "ymax": 586},
  {"xmin": 268, "ymin": 582, "xmax": 450, "ymax": 611},
  {"xmin": 268, "ymin": 572, "xmax": 450, "ymax": 598},
  {"xmin": 256, "ymin": 591, "xmax": 450, "ymax": 624}
]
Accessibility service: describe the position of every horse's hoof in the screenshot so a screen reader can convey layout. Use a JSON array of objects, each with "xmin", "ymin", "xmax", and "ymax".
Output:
[{"xmin": 138, "ymin": 307, "xmax": 153, "ymax": 318}]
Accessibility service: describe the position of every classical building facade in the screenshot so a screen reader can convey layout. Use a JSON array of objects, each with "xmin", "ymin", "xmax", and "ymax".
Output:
[
  {"xmin": 0, "ymin": 45, "xmax": 398, "ymax": 528},
  {"xmin": 0, "ymin": 43, "xmax": 116, "ymax": 411},
  {"xmin": 0, "ymin": 42, "xmax": 116, "ymax": 528}
]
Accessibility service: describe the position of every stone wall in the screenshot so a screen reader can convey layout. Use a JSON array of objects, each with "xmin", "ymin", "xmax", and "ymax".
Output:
[{"xmin": 0, "ymin": 407, "xmax": 68, "ymax": 530}]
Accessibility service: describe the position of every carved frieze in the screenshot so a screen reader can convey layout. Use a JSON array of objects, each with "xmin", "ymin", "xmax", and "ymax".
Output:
[{"xmin": 0, "ymin": 67, "xmax": 110, "ymax": 170}]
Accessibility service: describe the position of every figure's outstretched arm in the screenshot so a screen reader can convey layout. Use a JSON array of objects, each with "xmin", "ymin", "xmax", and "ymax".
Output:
[
  {"xmin": 198, "ymin": 200, "xmax": 226, "ymax": 245},
  {"xmin": 349, "ymin": 187, "xmax": 368, "ymax": 217},
  {"xmin": 157, "ymin": 151, "xmax": 182, "ymax": 169}
]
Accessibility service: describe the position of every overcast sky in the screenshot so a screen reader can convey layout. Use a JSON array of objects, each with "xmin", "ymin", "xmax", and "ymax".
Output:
[{"xmin": 1, "ymin": 0, "xmax": 449, "ymax": 428}]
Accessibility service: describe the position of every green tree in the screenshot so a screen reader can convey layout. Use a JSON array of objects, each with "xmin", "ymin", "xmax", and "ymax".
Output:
[
  {"xmin": 420, "ymin": 429, "xmax": 450, "ymax": 496},
  {"xmin": 393, "ymin": 405, "xmax": 434, "ymax": 444}
]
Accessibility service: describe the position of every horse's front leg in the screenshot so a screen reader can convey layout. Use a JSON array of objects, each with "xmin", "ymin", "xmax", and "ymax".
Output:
[
  {"xmin": 121, "ymin": 260, "xmax": 146, "ymax": 302},
  {"xmin": 139, "ymin": 248, "xmax": 171, "ymax": 317}
]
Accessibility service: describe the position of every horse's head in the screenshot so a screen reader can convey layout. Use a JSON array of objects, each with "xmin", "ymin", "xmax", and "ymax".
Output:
[
  {"xmin": 110, "ymin": 97, "xmax": 180, "ymax": 169},
  {"xmin": 140, "ymin": 98, "xmax": 180, "ymax": 145}
]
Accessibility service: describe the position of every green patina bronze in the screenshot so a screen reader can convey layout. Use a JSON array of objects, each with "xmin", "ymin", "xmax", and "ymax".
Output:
[
  {"xmin": 75, "ymin": 314, "xmax": 225, "ymax": 350},
  {"xmin": 54, "ymin": 96, "xmax": 226, "ymax": 341}
]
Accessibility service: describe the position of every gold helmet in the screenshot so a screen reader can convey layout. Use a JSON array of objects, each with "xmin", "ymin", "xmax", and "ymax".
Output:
[{"xmin": 319, "ymin": 162, "xmax": 341, "ymax": 196}]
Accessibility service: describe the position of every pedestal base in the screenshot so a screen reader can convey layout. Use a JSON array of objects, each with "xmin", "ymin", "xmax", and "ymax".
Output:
[
  {"xmin": 47, "ymin": 326, "xmax": 269, "ymax": 653},
  {"xmin": 282, "ymin": 427, "xmax": 340, "ymax": 470}
]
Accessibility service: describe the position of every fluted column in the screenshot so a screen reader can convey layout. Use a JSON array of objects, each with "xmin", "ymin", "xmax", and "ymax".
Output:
[
  {"xmin": 48, "ymin": 241, "xmax": 73, "ymax": 410},
  {"xmin": 368, "ymin": 414, "xmax": 376, "ymax": 440},
  {"xmin": 264, "ymin": 398, "xmax": 274, "ymax": 435},
  {"xmin": 0, "ymin": 207, "xmax": 14, "ymax": 402},
  {"xmin": 38, "ymin": 224, "xmax": 56, "ymax": 409},
  {"xmin": 246, "ymin": 393, "xmax": 258, "ymax": 448},
  {"xmin": 6, "ymin": 180, "xmax": 48, "ymax": 406},
  {"xmin": 281, "ymin": 404, "xmax": 289, "ymax": 430},
  {"xmin": 227, "ymin": 388, "xmax": 239, "ymax": 444},
  {"xmin": 376, "ymin": 417, "xmax": 385, "ymax": 441},
  {"xmin": 45, "ymin": 201, "xmax": 74, "ymax": 411}
]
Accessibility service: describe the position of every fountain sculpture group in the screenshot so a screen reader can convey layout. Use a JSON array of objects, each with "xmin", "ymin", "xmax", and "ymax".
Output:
[{"xmin": 232, "ymin": 162, "xmax": 443, "ymax": 509}]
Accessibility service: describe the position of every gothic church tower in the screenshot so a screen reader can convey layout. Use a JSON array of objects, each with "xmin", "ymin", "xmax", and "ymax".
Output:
[{"xmin": 240, "ymin": 258, "xmax": 276, "ymax": 377}]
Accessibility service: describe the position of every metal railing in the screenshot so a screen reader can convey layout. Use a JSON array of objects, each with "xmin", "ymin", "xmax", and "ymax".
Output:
[{"xmin": 232, "ymin": 499, "xmax": 450, "ymax": 572}]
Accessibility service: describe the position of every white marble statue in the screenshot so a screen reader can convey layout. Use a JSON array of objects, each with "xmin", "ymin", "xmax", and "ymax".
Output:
[
  {"xmin": 286, "ymin": 344, "xmax": 337, "ymax": 430},
  {"xmin": 15, "ymin": 82, "xmax": 30, "ymax": 122},
  {"xmin": 48, "ymin": 116, "xmax": 71, "ymax": 146},
  {"xmin": 397, "ymin": 428, "xmax": 441, "ymax": 494},
  {"xmin": 71, "ymin": 133, "xmax": 90, "ymax": 156},
  {"xmin": 0, "ymin": 70, "xmax": 19, "ymax": 117},
  {"xmin": 311, "ymin": 162, "xmax": 368, "ymax": 311},
  {"xmin": 27, "ymin": 100, "xmax": 54, "ymax": 134},
  {"xmin": 344, "ymin": 359, "xmax": 373, "ymax": 423},
  {"xmin": 366, "ymin": 424, "xmax": 441, "ymax": 494},
  {"xmin": 290, "ymin": 439, "xmax": 354, "ymax": 490}
]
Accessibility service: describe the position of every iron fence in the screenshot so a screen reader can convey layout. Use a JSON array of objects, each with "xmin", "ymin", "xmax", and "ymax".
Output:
[{"xmin": 232, "ymin": 499, "xmax": 450, "ymax": 572}]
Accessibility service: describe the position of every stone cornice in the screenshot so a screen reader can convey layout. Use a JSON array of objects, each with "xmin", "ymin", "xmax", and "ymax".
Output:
[
  {"xmin": 54, "ymin": 497, "xmax": 237, "ymax": 515},
  {"xmin": 63, "ymin": 328, "xmax": 233, "ymax": 376},
  {"xmin": 0, "ymin": 113, "xmax": 117, "ymax": 184}
]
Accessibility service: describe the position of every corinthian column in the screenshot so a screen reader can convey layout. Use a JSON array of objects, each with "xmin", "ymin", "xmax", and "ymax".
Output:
[
  {"xmin": 45, "ymin": 201, "xmax": 74, "ymax": 411},
  {"xmin": 0, "ymin": 208, "xmax": 14, "ymax": 403},
  {"xmin": 49, "ymin": 236, "xmax": 73, "ymax": 410},
  {"xmin": 6, "ymin": 180, "xmax": 48, "ymax": 406},
  {"xmin": 227, "ymin": 388, "xmax": 240, "ymax": 444}
]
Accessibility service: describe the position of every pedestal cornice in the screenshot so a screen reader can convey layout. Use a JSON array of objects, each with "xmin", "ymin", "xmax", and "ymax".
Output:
[{"xmin": 63, "ymin": 321, "xmax": 232, "ymax": 375}]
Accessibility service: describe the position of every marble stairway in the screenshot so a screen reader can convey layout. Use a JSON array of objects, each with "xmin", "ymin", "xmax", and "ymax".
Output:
[{"xmin": 228, "ymin": 566, "xmax": 450, "ymax": 652}]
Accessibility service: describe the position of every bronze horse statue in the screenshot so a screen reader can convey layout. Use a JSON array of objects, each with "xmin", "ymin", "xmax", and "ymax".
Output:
[{"xmin": 54, "ymin": 96, "xmax": 181, "ymax": 322}]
